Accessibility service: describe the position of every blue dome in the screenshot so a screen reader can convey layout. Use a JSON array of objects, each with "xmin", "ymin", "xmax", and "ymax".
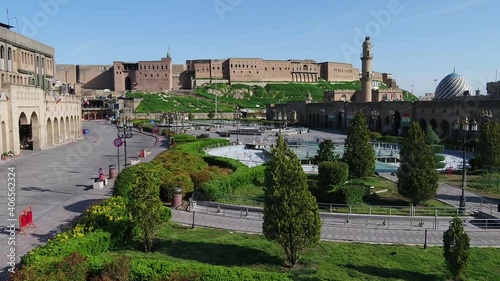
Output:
[{"xmin": 434, "ymin": 72, "xmax": 472, "ymax": 100}]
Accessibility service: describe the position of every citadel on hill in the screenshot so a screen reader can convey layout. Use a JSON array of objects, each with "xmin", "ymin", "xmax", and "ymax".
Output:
[{"xmin": 55, "ymin": 49, "xmax": 399, "ymax": 95}]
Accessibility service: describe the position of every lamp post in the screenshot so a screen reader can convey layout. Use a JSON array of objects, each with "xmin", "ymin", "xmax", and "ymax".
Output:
[
  {"xmin": 234, "ymin": 107, "xmax": 242, "ymax": 143},
  {"xmin": 274, "ymin": 110, "xmax": 284, "ymax": 136},
  {"xmin": 371, "ymin": 109, "xmax": 379, "ymax": 131},
  {"xmin": 339, "ymin": 108, "xmax": 345, "ymax": 130},
  {"xmin": 117, "ymin": 116, "xmax": 133, "ymax": 169},
  {"xmin": 453, "ymin": 117, "xmax": 478, "ymax": 212},
  {"xmin": 481, "ymin": 110, "xmax": 492, "ymax": 124}
]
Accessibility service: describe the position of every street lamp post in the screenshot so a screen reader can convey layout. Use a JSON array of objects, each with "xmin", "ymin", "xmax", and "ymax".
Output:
[
  {"xmin": 371, "ymin": 109, "xmax": 379, "ymax": 131},
  {"xmin": 117, "ymin": 116, "xmax": 133, "ymax": 169},
  {"xmin": 234, "ymin": 106, "xmax": 242, "ymax": 143},
  {"xmin": 453, "ymin": 117, "xmax": 478, "ymax": 212}
]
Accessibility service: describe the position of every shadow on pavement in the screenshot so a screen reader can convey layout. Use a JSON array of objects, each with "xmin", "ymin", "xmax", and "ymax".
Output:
[
  {"xmin": 344, "ymin": 264, "xmax": 442, "ymax": 281},
  {"xmin": 64, "ymin": 199, "xmax": 104, "ymax": 213}
]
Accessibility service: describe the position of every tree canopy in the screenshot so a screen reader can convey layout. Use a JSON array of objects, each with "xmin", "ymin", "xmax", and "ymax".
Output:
[
  {"xmin": 397, "ymin": 122, "xmax": 439, "ymax": 205},
  {"xmin": 312, "ymin": 139, "xmax": 339, "ymax": 165},
  {"xmin": 476, "ymin": 120, "xmax": 500, "ymax": 167},
  {"xmin": 263, "ymin": 136, "xmax": 321, "ymax": 267},
  {"xmin": 343, "ymin": 111, "xmax": 375, "ymax": 178}
]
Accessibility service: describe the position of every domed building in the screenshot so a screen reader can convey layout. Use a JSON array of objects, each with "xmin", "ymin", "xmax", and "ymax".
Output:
[{"xmin": 434, "ymin": 72, "xmax": 472, "ymax": 100}]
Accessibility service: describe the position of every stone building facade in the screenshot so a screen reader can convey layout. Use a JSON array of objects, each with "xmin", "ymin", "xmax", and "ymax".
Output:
[
  {"xmin": 56, "ymin": 55, "xmax": 187, "ymax": 94},
  {"xmin": 186, "ymin": 57, "xmax": 396, "ymax": 88},
  {"xmin": 267, "ymin": 95, "xmax": 500, "ymax": 140},
  {"xmin": 0, "ymin": 23, "xmax": 81, "ymax": 156}
]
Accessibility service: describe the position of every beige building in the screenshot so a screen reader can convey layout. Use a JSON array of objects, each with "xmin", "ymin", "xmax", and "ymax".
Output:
[
  {"xmin": 186, "ymin": 57, "xmax": 396, "ymax": 89},
  {"xmin": 0, "ymin": 23, "xmax": 81, "ymax": 156},
  {"xmin": 56, "ymin": 52, "xmax": 187, "ymax": 94}
]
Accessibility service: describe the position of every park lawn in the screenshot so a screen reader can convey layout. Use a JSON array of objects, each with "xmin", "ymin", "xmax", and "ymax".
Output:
[
  {"xmin": 354, "ymin": 177, "xmax": 451, "ymax": 209},
  {"xmin": 219, "ymin": 176, "xmax": 453, "ymax": 215},
  {"xmin": 106, "ymin": 223, "xmax": 500, "ymax": 281},
  {"xmin": 440, "ymin": 173, "xmax": 500, "ymax": 200}
]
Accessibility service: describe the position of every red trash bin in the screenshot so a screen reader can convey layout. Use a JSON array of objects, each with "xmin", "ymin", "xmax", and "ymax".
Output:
[{"xmin": 172, "ymin": 187, "xmax": 183, "ymax": 209}]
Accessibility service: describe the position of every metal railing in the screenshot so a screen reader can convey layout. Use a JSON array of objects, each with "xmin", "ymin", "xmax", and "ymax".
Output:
[
  {"xmin": 206, "ymin": 195, "xmax": 461, "ymax": 217},
  {"xmin": 193, "ymin": 201, "xmax": 500, "ymax": 231}
]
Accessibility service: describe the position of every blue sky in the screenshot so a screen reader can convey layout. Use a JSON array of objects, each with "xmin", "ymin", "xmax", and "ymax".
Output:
[{"xmin": 2, "ymin": 0, "xmax": 498, "ymax": 96}]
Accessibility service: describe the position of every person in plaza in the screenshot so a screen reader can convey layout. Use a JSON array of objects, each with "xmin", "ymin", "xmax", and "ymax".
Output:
[{"xmin": 98, "ymin": 168, "xmax": 106, "ymax": 182}]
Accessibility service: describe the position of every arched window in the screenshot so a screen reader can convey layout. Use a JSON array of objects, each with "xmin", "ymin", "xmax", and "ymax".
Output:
[
  {"xmin": 0, "ymin": 46, "xmax": 4, "ymax": 59},
  {"xmin": 7, "ymin": 47, "xmax": 11, "ymax": 60}
]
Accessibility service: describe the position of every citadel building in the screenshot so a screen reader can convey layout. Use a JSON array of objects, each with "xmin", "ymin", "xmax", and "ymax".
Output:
[
  {"xmin": 55, "ymin": 52, "xmax": 399, "ymax": 94},
  {"xmin": 0, "ymin": 23, "xmax": 81, "ymax": 156}
]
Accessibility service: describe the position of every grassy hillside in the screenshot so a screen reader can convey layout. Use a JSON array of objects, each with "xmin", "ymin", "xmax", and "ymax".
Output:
[{"xmin": 128, "ymin": 81, "xmax": 417, "ymax": 113}]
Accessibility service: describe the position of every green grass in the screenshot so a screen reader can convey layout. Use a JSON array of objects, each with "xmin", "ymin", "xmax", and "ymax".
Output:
[
  {"xmin": 127, "ymin": 92, "xmax": 234, "ymax": 113},
  {"xmin": 127, "ymin": 82, "xmax": 418, "ymax": 114},
  {"xmin": 105, "ymin": 223, "xmax": 500, "ymax": 281},
  {"xmin": 440, "ymin": 173, "xmax": 500, "ymax": 199},
  {"xmin": 212, "ymin": 176, "xmax": 455, "ymax": 216}
]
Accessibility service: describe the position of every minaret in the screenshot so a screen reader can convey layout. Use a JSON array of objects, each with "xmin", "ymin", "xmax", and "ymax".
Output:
[{"xmin": 360, "ymin": 36, "xmax": 373, "ymax": 102}]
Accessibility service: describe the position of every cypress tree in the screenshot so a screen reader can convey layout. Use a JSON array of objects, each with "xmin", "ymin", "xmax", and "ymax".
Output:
[
  {"xmin": 263, "ymin": 136, "xmax": 321, "ymax": 267},
  {"xmin": 397, "ymin": 122, "xmax": 439, "ymax": 205},
  {"xmin": 343, "ymin": 111, "xmax": 375, "ymax": 178}
]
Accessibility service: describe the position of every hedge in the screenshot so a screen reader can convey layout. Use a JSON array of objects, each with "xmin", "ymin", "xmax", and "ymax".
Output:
[
  {"xmin": 21, "ymin": 230, "xmax": 111, "ymax": 267},
  {"xmin": 430, "ymin": 144, "xmax": 445, "ymax": 154},
  {"xmin": 435, "ymin": 162, "xmax": 447, "ymax": 169},
  {"xmin": 174, "ymin": 138, "xmax": 230, "ymax": 155},
  {"xmin": 130, "ymin": 258, "xmax": 291, "ymax": 281},
  {"xmin": 113, "ymin": 164, "xmax": 145, "ymax": 200},
  {"xmin": 342, "ymin": 184, "xmax": 366, "ymax": 205},
  {"xmin": 318, "ymin": 161, "xmax": 349, "ymax": 192},
  {"xmin": 199, "ymin": 165, "xmax": 266, "ymax": 200},
  {"xmin": 203, "ymin": 155, "xmax": 247, "ymax": 171},
  {"xmin": 380, "ymin": 135, "xmax": 404, "ymax": 144},
  {"xmin": 434, "ymin": 154, "xmax": 446, "ymax": 162},
  {"xmin": 173, "ymin": 133, "xmax": 197, "ymax": 144},
  {"xmin": 79, "ymin": 197, "xmax": 133, "ymax": 245}
]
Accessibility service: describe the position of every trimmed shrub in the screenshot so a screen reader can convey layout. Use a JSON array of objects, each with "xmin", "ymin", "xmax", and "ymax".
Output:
[
  {"xmin": 430, "ymin": 144, "xmax": 445, "ymax": 153},
  {"xmin": 173, "ymin": 138, "xmax": 229, "ymax": 155},
  {"xmin": 199, "ymin": 166, "xmax": 265, "ymax": 200},
  {"xmin": 371, "ymin": 132, "xmax": 382, "ymax": 139},
  {"xmin": 113, "ymin": 164, "xmax": 147, "ymax": 200},
  {"xmin": 435, "ymin": 162, "xmax": 447, "ymax": 169},
  {"xmin": 173, "ymin": 134, "xmax": 196, "ymax": 144},
  {"xmin": 21, "ymin": 230, "xmax": 111, "ymax": 267},
  {"xmin": 381, "ymin": 135, "xmax": 404, "ymax": 144},
  {"xmin": 80, "ymin": 197, "xmax": 133, "ymax": 245},
  {"xmin": 434, "ymin": 154, "xmax": 446, "ymax": 162},
  {"xmin": 342, "ymin": 185, "xmax": 366, "ymax": 205},
  {"xmin": 318, "ymin": 161, "xmax": 349, "ymax": 192},
  {"xmin": 130, "ymin": 258, "xmax": 291, "ymax": 281},
  {"xmin": 203, "ymin": 155, "xmax": 246, "ymax": 171}
]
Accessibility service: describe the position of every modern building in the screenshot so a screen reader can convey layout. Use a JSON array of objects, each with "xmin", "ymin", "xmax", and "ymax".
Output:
[{"xmin": 0, "ymin": 23, "xmax": 82, "ymax": 156}]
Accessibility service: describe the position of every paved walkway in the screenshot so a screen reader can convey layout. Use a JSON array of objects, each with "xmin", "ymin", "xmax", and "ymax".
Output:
[
  {"xmin": 379, "ymin": 173, "xmax": 500, "ymax": 218},
  {"xmin": 172, "ymin": 209, "xmax": 500, "ymax": 247},
  {"xmin": 0, "ymin": 121, "xmax": 165, "ymax": 278}
]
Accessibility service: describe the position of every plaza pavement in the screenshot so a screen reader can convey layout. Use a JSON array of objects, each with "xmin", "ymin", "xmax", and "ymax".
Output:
[{"xmin": 0, "ymin": 121, "xmax": 165, "ymax": 278}]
